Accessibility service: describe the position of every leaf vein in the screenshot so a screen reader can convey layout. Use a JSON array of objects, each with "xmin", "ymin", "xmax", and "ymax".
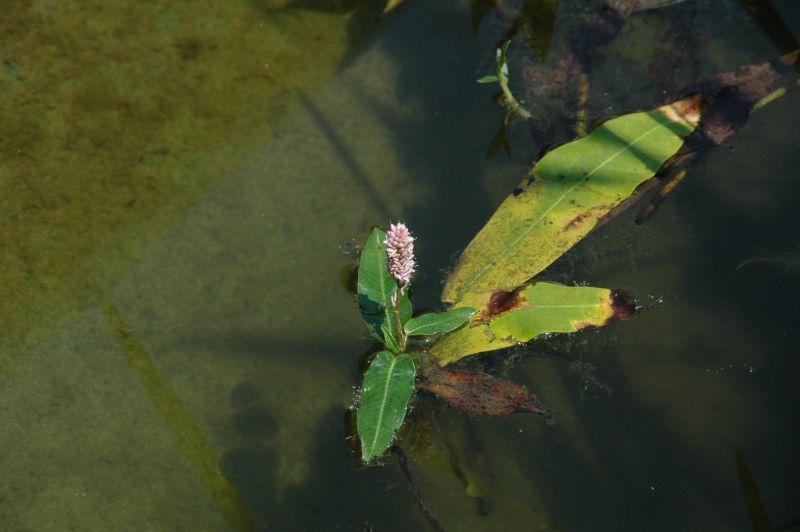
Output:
[
  {"xmin": 368, "ymin": 355, "xmax": 398, "ymax": 457},
  {"xmin": 458, "ymin": 120, "xmax": 665, "ymax": 299}
]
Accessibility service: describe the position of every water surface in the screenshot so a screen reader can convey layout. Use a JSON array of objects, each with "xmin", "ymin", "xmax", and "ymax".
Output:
[{"xmin": 1, "ymin": 0, "xmax": 799, "ymax": 530}]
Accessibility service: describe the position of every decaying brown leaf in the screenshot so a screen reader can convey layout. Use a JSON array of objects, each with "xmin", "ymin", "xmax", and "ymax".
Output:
[
  {"xmin": 418, "ymin": 369, "xmax": 550, "ymax": 417},
  {"xmin": 637, "ymin": 50, "xmax": 799, "ymax": 223}
]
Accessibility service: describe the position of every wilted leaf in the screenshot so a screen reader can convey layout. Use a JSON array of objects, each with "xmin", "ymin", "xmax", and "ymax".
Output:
[
  {"xmin": 442, "ymin": 96, "xmax": 701, "ymax": 305},
  {"xmin": 418, "ymin": 368, "xmax": 550, "ymax": 416},
  {"xmin": 432, "ymin": 282, "xmax": 634, "ymax": 365},
  {"xmin": 357, "ymin": 228, "xmax": 399, "ymax": 343},
  {"xmin": 404, "ymin": 307, "xmax": 475, "ymax": 336},
  {"xmin": 357, "ymin": 352, "xmax": 416, "ymax": 462},
  {"xmin": 673, "ymin": 51, "xmax": 797, "ymax": 156},
  {"xmin": 637, "ymin": 52, "xmax": 799, "ymax": 223}
]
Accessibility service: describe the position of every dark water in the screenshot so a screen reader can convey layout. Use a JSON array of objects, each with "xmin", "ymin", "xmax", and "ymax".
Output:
[{"xmin": 1, "ymin": 0, "xmax": 799, "ymax": 530}]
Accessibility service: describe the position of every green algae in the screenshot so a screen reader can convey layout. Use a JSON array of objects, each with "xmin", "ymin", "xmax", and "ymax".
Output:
[{"xmin": 0, "ymin": 0, "xmax": 353, "ymax": 359}]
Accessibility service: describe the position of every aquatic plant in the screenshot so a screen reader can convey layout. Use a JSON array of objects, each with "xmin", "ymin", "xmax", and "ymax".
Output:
[
  {"xmin": 353, "ymin": 6, "xmax": 800, "ymax": 462},
  {"xmin": 355, "ymin": 225, "xmax": 476, "ymax": 461},
  {"xmin": 353, "ymin": 89, "xmax": 709, "ymax": 461},
  {"xmin": 477, "ymin": 40, "xmax": 532, "ymax": 120}
]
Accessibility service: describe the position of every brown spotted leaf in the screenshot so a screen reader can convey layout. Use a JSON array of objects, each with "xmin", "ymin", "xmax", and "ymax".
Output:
[
  {"xmin": 432, "ymin": 282, "xmax": 634, "ymax": 365},
  {"xmin": 418, "ymin": 369, "xmax": 549, "ymax": 417},
  {"xmin": 442, "ymin": 96, "xmax": 701, "ymax": 305}
]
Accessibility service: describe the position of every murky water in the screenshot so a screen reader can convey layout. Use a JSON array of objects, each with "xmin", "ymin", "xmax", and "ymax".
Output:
[{"xmin": 1, "ymin": 0, "xmax": 798, "ymax": 530}]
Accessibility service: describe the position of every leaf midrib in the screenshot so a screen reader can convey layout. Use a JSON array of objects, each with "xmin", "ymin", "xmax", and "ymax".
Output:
[
  {"xmin": 456, "ymin": 120, "xmax": 667, "ymax": 300},
  {"xmin": 370, "ymin": 230, "xmax": 397, "ymax": 338},
  {"xmin": 367, "ymin": 354, "xmax": 398, "ymax": 457}
]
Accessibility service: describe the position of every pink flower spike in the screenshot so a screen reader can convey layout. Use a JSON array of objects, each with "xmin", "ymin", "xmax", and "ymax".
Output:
[{"xmin": 384, "ymin": 222, "xmax": 416, "ymax": 289}]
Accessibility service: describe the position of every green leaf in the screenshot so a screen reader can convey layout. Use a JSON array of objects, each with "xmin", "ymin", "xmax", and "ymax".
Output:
[
  {"xmin": 381, "ymin": 324, "xmax": 402, "ymax": 353},
  {"xmin": 357, "ymin": 228, "xmax": 398, "ymax": 343},
  {"xmin": 398, "ymin": 290, "xmax": 412, "ymax": 329},
  {"xmin": 497, "ymin": 39, "xmax": 511, "ymax": 63},
  {"xmin": 431, "ymin": 282, "xmax": 634, "ymax": 365},
  {"xmin": 442, "ymin": 96, "xmax": 701, "ymax": 305},
  {"xmin": 404, "ymin": 307, "xmax": 476, "ymax": 336},
  {"xmin": 357, "ymin": 352, "xmax": 416, "ymax": 462},
  {"xmin": 477, "ymin": 74, "xmax": 499, "ymax": 84}
]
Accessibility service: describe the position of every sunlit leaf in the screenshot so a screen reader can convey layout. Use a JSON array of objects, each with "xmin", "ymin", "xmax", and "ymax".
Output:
[
  {"xmin": 442, "ymin": 96, "xmax": 702, "ymax": 305},
  {"xmin": 404, "ymin": 307, "xmax": 475, "ymax": 336},
  {"xmin": 357, "ymin": 352, "xmax": 416, "ymax": 462},
  {"xmin": 432, "ymin": 282, "xmax": 634, "ymax": 365},
  {"xmin": 357, "ymin": 228, "xmax": 399, "ymax": 343},
  {"xmin": 418, "ymin": 368, "xmax": 550, "ymax": 416}
]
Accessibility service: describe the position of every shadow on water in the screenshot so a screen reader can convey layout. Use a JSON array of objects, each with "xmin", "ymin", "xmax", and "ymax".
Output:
[
  {"xmin": 345, "ymin": 0, "xmax": 527, "ymax": 308},
  {"xmin": 222, "ymin": 401, "xmax": 429, "ymax": 530},
  {"xmin": 248, "ymin": 0, "xmax": 388, "ymax": 68}
]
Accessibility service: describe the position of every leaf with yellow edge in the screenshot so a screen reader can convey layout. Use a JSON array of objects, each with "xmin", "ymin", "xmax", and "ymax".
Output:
[
  {"xmin": 431, "ymin": 282, "xmax": 634, "ymax": 366},
  {"xmin": 442, "ymin": 96, "xmax": 702, "ymax": 305}
]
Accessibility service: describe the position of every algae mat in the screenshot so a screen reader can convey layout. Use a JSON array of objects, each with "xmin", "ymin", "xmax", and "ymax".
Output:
[
  {"xmin": 0, "ymin": 1, "xmax": 431, "ymax": 528},
  {"xmin": 0, "ymin": 0, "xmax": 353, "ymax": 357}
]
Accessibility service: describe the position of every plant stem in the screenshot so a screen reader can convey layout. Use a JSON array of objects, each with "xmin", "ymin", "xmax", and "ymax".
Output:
[
  {"xmin": 392, "ymin": 291, "xmax": 407, "ymax": 352},
  {"xmin": 498, "ymin": 63, "xmax": 531, "ymax": 120}
]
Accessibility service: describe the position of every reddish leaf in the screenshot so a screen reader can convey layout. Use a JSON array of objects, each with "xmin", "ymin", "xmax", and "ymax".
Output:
[{"xmin": 418, "ymin": 369, "xmax": 550, "ymax": 417}]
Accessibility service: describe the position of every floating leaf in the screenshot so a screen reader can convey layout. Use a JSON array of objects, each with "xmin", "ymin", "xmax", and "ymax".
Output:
[
  {"xmin": 357, "ymin": 228, "xmax": 399, "ymax": 343},
  {"xmin": 442, "ymin": 96, "xmax": 702, "ymax": 304},
  {"xmin": 404, "ymin": 307, "xmax": 475, "ymax": 337},
  {"xmin": 357, "ymin": 352, "xmax": 416, "ymax": 462},
  {"xmin": 432, "ymin": 282, "xmax": 634, "ymax": 365},
  {"xmin": 418, "ymin": 368, "xmax": 549, "ymax": 416}
]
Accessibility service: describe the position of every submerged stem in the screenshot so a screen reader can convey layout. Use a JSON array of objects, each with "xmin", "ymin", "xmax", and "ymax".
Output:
[{"xmin": 498, "ymin": 60, "xmax": 531, "ymax": 120}]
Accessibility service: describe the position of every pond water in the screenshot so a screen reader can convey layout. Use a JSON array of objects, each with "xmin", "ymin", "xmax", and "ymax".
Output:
[{"xmin": 1, "ymin": 0, "xmax": 799, "ymax": 530}]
